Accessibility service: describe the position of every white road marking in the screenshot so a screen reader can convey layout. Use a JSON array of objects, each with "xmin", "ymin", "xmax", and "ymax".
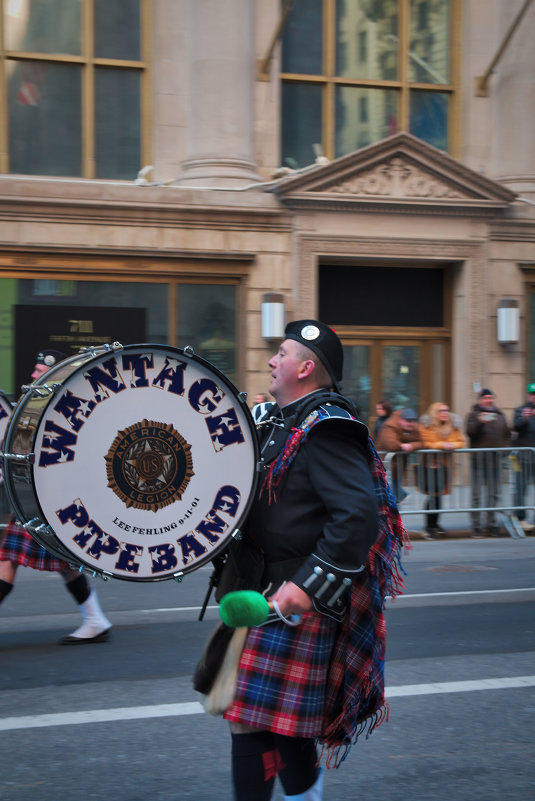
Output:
[
  {"xmin": 385, "ymin": 675, "xmax": 535, "ymax": 697},
  {"xmin": 0, "ymin": 702, "xmax": 204, "ymax": 731},
  {"xmin": 392, "ymin": 587, "xmax": 535, "ymax": 600},
  {"xmin": 137, "ymin": 587, "xmax": 535, "ymax": 615},
  {"xmin": 2, "ymin": 676, "xmax": 535, "ymax": 732}
]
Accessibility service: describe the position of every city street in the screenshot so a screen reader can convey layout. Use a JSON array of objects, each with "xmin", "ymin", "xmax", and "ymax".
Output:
[{"xmin": 1, "ymin": 538, "xmax": 534, "ymax": 801}]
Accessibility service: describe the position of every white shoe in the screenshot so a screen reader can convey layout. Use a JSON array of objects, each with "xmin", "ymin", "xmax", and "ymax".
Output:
[
  {"xmin": 59, "ymin": 589, "xmax": 112, "ymax": 645},
  {"xmin": 519, "ymin": 520, "xmax": 534, "ymax": 532}
]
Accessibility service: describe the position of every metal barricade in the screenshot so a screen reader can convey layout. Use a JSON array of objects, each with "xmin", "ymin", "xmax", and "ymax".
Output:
[{"xmin": 380, "ymin": 447, "xmax": 535, "ymax": 538}]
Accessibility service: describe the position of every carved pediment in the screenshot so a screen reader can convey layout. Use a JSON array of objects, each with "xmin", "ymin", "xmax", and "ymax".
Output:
[
  {"xmin": 272, "ymin": 133, "xmax": 516, "ymax": 212},
  {"xmin": 331, "ymin": 157, "xmax": 468, "ymax": 200}
]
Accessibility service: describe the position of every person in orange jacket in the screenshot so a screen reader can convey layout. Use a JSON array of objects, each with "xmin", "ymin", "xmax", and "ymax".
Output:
[{"xmin": 420, "ymin": 402, "xmax": 466, "ymax": 538}]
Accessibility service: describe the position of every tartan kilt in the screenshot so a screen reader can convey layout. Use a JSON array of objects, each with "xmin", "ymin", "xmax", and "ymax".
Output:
[
  {"xmin": 224, "ymin": 611, "xmax": 339, "ymax": 738},
  {"xmin": 0, "ymin": 517, "xmax": 69, "ymax": 572}
]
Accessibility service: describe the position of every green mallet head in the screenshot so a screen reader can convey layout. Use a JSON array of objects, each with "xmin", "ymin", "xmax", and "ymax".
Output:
[{"xmin": 219, "ymin": 590, "xmax": 271, "ymax": 628}]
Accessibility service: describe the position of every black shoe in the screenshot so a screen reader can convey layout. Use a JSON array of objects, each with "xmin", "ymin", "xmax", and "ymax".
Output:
[
  {"xmin": 471, "ymin": 528, "xmax": 484, "ymax": 539},
  {"xmin": 58, "ymin": 628, "xmax": 111, "ymax": 645},
  {"xmin": 423, "ymin": 528, "xmax": 437, "ymax": 540}
]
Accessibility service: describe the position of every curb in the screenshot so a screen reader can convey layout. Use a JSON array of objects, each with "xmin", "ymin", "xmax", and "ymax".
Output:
[{"xmin": 406, "ymin": 528, "xmax": 535, "ymax": 541}]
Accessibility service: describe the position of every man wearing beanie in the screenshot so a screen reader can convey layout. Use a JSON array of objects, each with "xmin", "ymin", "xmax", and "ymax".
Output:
[
  {"xmin": 466, "ymin": 388, "xmax": 510, "ymax": 536},
  {"xmin": 512, "ymin": 383, "xmax": 535, "ymax": 531},
  {"xmin": 197, "ymin": 320, "xmax": 407, "ymax": 800}
]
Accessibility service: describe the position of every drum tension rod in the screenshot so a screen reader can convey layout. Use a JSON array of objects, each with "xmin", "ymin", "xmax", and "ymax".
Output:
[
  {"xmin": 34, "ymin": 523, "xmax": 53, "ymax": 536},
  {"xmin": 1, "ymin": 452, "xmax": 34, "ymax": 463},
  {"xmin": 21, "ymin": 382, "xmax": 62, "ymax": 397},
  {"xmin": 173, "ymin": 572, "xmax": 184, "ymax": 582},
  {"xmin": 22, "ymin": 518, "xmax": 41, "ymax": 531}
]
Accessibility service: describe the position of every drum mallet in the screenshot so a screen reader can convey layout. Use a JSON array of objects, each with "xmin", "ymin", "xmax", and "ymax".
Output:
[{"xmin": 219, "ymin": 590, "xmax": 301, "ymax": 627}]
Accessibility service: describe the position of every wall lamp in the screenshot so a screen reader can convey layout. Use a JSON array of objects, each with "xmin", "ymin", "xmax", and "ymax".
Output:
[
  {"xmin": 497, "ymin": 298, "xmax": 520, "ymax": 345},
  {"xmin": 261, "ymin": 292, "xmax": 285, "ymax": 341}
]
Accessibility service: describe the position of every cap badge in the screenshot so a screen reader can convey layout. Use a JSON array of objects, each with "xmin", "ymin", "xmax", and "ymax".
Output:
[{"xmin": 301, "ymin": 324, "xmax": 320, "ymax": 341}]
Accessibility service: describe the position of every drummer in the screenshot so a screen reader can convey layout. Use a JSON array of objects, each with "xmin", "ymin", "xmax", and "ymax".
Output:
[{"xmin": 0, "ymin": 349, "xmax": 112, "ymax": 645}]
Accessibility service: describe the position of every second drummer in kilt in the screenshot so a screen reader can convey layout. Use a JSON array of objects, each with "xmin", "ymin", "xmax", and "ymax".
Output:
[
  {"xmin": 196, "ymin": 321, "xmax": 407, "ymax": 801},
  {"xmin": 0, "ymin": 349, "xmax": 112, "ymax": 645}
]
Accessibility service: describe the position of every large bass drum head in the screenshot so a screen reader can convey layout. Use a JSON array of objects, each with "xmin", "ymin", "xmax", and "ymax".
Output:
[{"xmin": 27, "ymin": 345, "xmax": 258, "ymax": 580}]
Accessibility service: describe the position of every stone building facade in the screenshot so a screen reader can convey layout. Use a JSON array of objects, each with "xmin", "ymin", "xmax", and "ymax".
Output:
[{"xmin": 0, "ymin": 0, "xmax": 534, "ymax": 427}]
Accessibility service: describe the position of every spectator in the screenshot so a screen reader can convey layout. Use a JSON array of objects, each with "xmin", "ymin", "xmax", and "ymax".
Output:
[
  {"xmin": 376, "ymin": 407, "xmax": 423, "ymax": 503},
  {"xmin": 512, "ymin": 382, "xmax": 535, "ymax": 532},
  {"xmin": 466, "ymin": 388, "xmax": 511, "ymax": 537},
  {"xmin": 373, "ymin": 399, "xmax": 393, "ymax": 439},
  {"xmin": 251, "ymin": 392, "xmax": 270, "ymax": 423},
  {"xmin": 419, "ymin": 402, "xmax": 466, "ymax": 539}
]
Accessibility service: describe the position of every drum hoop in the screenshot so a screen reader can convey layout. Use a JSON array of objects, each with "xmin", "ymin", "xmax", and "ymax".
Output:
[
  {"xmin": 3, "ymin": 343, "xmax": 260, "ymax": 580},
  {"xmin": 2, "ymin": 346, "xmax": 117, "ymax": 531},
  {"xmin": 0, "ymin": 390, "xmax": 14, "ymax": 488}
]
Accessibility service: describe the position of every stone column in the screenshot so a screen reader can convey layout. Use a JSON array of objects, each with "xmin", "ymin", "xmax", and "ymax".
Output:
[{"xmin": 179, "ymin": 0, "xmax": 260, "ymax": 186}]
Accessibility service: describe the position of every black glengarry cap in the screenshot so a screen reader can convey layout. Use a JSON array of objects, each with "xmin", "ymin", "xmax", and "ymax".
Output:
[{"xmin": 284, "ymin": 319, "xmax": 343, "ymax": 389}]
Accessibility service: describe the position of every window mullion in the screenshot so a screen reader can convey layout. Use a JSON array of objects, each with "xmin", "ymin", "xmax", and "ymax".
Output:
[
  {"xmin": 169, "ymin": 282, "xmax": 177, "ymax": 348},
  {"xmin": 83, "ymin": 0, "xmax": 95, "ymax": 178},
  {"xmin": 449, "ymin": 0, "xmax": 461, "ymax": 158},
  {"xmin": 323, "ymin": 0, "xmax": 335, "ymax": 160},
  {"xmin": 140, "ymin": 0, "xmax": 152, "ymax": 171},
  {"xmin": 398, "ymin": 0, "xmax": 410, "ymax": 133},
  {"xmin": 0, "ymin": 4, "xmax": 7, "ymax": 173}
]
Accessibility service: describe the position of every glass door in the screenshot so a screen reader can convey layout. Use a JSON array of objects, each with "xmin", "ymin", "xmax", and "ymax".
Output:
[
  {"xmin": 383, "ymin": 345, "xmax": 420, "ymax": 411},
  {"xmin": 342, "ymin": 343, "xmax": 371, "ymax": 422},
  {"xmin": 342, "ymin": 338, "xmax": 449, "ymax": 428}
]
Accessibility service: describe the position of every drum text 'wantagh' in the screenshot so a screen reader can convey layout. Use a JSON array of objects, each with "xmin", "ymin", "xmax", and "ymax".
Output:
[{"xmin": 38, "ymin": 352, "xmax": 246, "ymax": 467}]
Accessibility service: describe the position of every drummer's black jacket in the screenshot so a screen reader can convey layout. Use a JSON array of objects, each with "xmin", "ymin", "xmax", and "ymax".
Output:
[{"xmin": 246, "ymin": 389, "xmax": 379, "ymax": 619}]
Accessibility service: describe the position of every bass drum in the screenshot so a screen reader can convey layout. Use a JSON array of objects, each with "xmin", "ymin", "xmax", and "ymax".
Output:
[{"xmin": 2, "ymin": 343, "xmax": 259, "ymax": 581}]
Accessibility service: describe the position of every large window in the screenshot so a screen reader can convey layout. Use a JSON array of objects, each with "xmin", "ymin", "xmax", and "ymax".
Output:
[
  {"xmin": 281, "ymin": 0, "xmax": 458, "ymax": 168},
  {"xmin": 0, "ymin": 276, "xmax": 239, "ymax": 397},
  {"xmin": 0, "ymin": 0, "xmax": 149, "ymax": 178}
]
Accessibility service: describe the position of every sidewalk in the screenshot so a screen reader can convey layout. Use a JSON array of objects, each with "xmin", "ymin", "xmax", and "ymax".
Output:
[{"xmin": 400, "ymin": 508, "xmax": 535, "ymax": 540}]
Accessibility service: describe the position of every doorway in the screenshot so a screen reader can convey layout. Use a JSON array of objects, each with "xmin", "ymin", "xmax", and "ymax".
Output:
[
  {"xmin": 319, "ymin": 261, "xmax": 452, "ymax": 427},
  {"xmin": 341, "ymin": 336, "xmax": 449, "ymax": 427}
]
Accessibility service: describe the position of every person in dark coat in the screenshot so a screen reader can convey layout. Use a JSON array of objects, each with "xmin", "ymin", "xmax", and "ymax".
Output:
[
  {"xmin": 373, "ymin": 399, "xmax": 393, "ymax": 439},
  {"xmin": 197, "ymin": 320, "xmax": 407, "ymax": 801},
  {"xmin": 512, "ymin": 382, "xmax": 535, "ymax": 531},
  {"xmin": 465, "ymin": 388, "xmax": 511, "ymax": 536}
]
